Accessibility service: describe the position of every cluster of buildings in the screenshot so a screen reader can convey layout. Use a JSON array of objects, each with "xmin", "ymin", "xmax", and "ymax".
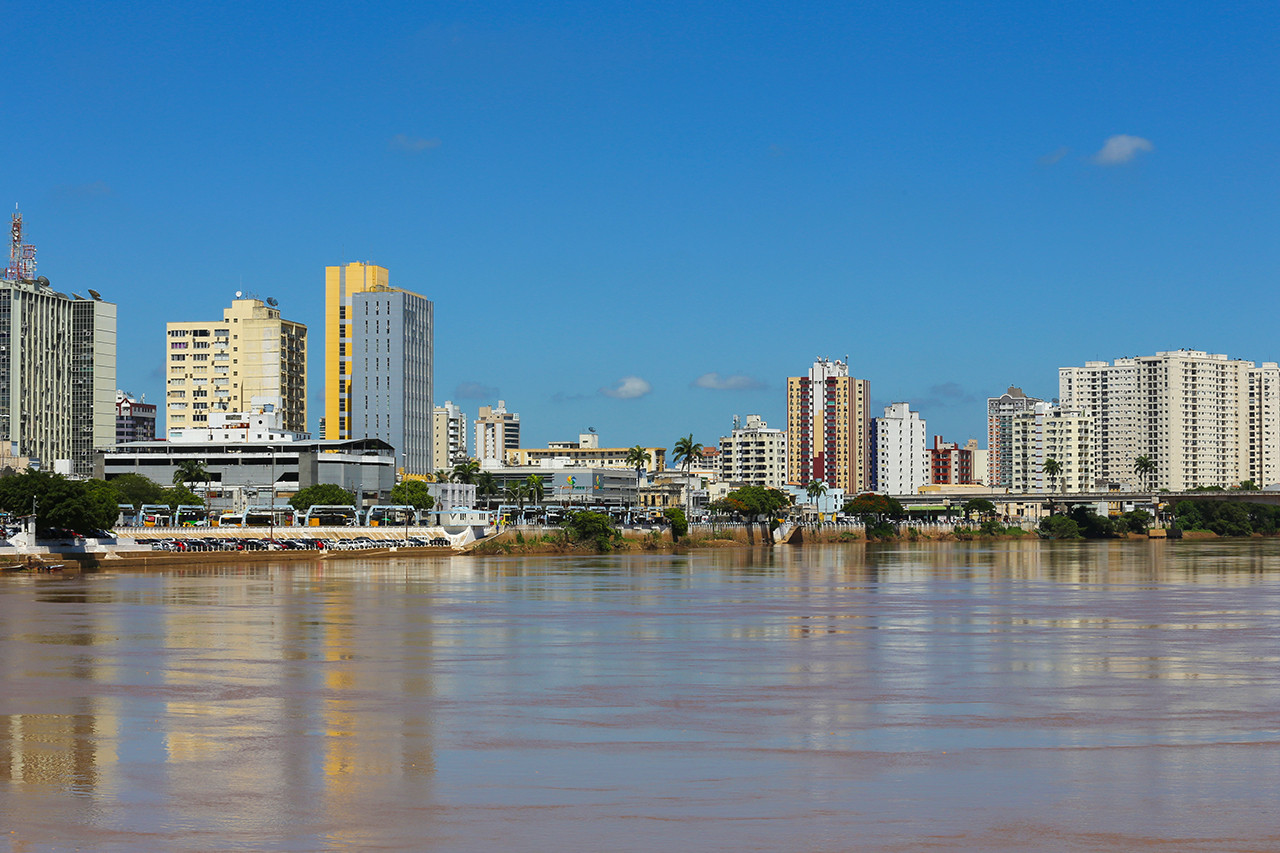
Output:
[{"xmin": 5, "ymin": 206, "xmax": 1278, "ymax": 519}]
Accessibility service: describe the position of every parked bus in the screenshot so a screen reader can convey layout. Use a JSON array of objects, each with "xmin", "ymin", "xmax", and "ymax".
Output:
[
  {"xmin": 176, "ymin": 505, "xmax": 208, "ymax": 527},
  {"xmin": 244, "ymin": 505, "xmax": 297, "ymax": 527},
  {"xmin": 365, "ymin": 505, "xmax": 417, "ymax": 526},
  {"xmin": 117, "ymin": 504, "xmax": 140, "ymax": 526},
  {"xmin": 215, "ymin": 512, "xmax": 245, "ymax": 528},
  {"xmin": 300, "ymin": 505, "xmax": 358, "ymax": 527},
  {"xmin": 140, "ymin": 504, "xmax": 173, "ymax": 527}
]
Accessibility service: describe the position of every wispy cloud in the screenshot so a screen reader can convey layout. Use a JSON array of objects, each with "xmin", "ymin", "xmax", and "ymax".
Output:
[
  {"xmin": 1092, "ymin": 134, "xmax": 1153, "ymax": 165},
  {"xmin": 693, "ymin": 372, "xmax": 767, "ymax": 391},
  {"xmin": 53, "ymin": 180, "xmax": 113, "ymax": 200},
  {"xmin": 455, "ymin": 381, "xmax": 497, "ymax": 400},
  {"xmin": 1038, "ymin": 146, "xmax": 1070, "ymax": 166},
  {"xmin": 600, "ymin": 376, "xmax": 652, "ymax": 400},
  {"xmin": 389, "ymin": 134, "xmax": 442, "ymax": 153}
]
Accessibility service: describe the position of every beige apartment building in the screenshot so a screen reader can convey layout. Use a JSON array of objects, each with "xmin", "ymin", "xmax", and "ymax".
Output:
[
  {"xmin": 1010, "ymin": 403, "xmax": 1093, "ymax": 493},
  {"xmin": 1059, "ymin": 349, "xmax": 1280, "ymax": 490},
  {"xmin": 432, "ymin": 400, "xmax": 468, "ymax": 470},
  {"xmin": 476, "ymin": 400, "xmax": 521, "ymax": 467},
  {"xmin": 786, "ymin": 358, "xmax": 871, "ymax": 492},
  {"xmin": 718, "ymin": 414, "xmax": 787, "ymax": 488},
  {"xmin": 507, "ymin": 432, "xmax": 666, "ymax": 472},
  {"xmin": 165, "ymin": 296, "xmax": 307, "ymax": 437}
]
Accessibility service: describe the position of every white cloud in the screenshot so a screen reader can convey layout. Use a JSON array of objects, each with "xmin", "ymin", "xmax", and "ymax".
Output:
[
  {"xmin": 693, "ymin": 372, "xmax": 766, "ymax": 391},
  {"xmin": 389, "ymin": 134, "xmax": 442, "ymax": 153},
  {"xmin": 600, "ymin": 376, "xmax": 652, "ymax": 399},
  {"xmin": 1038, "ymin": 146, "xmax": 1070, "ymax": 166},
  {"xmin": 1092, "ymin": 135, "xmax": 1153, "ymax": 165}
]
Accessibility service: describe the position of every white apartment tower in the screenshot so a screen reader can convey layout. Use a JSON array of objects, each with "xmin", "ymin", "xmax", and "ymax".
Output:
[
  {"xmin": 718, "ymin": 414, "xmax": 788, "ymax": 488},
  {"xmin": 871, "ymin": 403, "xmax": 928, "ymax": 494},
  {"xmin": 1059, "ymin": 350, "xmax": 1280, "ymax": 490},
  {"xmin": 432, "ymin": 400, "xmax": 468, "ymax": 470},
  {"xmin": 476, "ymin": 400, "xmax": 520, "ymax": 467}
]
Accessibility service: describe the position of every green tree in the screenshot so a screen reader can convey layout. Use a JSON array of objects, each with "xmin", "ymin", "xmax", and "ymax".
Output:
[
  {"xmin": 476, "ymin": 471, "xmax": 499, "ymax": 509},
  {"xmin": 452, "ymin": 458, "xmax": 480, "ymax": 485},
  {"xmin": 723, "ymin": 485, "xmax": 792, "ymax": 544},
  {"xmin": 0, "ymin": 471, "xmax": 119, "ymax": 534},
  {"xmin": 162, "ymin": 485, "xmax": 203, "ymax": 510},
  {"xmin": 624, "ymin": 445, "xmax": 652, "ymax": 480},
  {"xmin": 526, "ymin": 474, "xmax": 546, "ymax": 506},
  {"xmin": 1043, "ymin": 458, "xmax": 1063, "ymax": 494},
  {"xmin": 672, "ymin": 434, "xmax": 703, "ymax": 476},
  {"xmin": 289, "ymin": 483, "xmax": 356, "ymax": 511},
  {"xmin": 562, "ymin": 510, "xmax": 620, "ymax": 551},
  {"xmin": 432, "ymin": 469, "xmax": 452, "ymax": 484},
  {"xmin": 1133, "ymin": 455, "xmax": 1156, "ymax": 491},
  {"xmin": 390, "ymin": 479, "xmax": 436, "ymax": 510},
  {"xmin": 663, "ymin": 506, "xmax": 689, "ymax": 542},
  {"xmin": 172, "ymin": 459, "xmax": 210, "ymax": 489},
  {"xmin": 504, "ymin": 481, "xmax": 530, "ymax": 518},
  {"xmin": 1039, "ymin": 514, "xmax": 1081, "ymax": 539},
  {"xmin": 963, "ymin": 498, "xmax": 997, "ymax": 520},
  {"xmin": 106, "ymin": 473, "xmax": 167, "ymax": 509},
  {"xmin": 842, "ymin": 493, "xmax": 907, "ymax": 524}
]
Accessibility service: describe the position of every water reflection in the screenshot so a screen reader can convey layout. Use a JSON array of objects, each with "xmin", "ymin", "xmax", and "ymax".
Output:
[{"xmin": 0, "ymin": 541, "xmax": 1278, "ymax": 851}]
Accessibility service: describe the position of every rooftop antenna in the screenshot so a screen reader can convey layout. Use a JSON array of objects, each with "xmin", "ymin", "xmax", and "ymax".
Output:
[{"xmin": 5, "ymin": 205, "xmax": 36, "ymax": 280}]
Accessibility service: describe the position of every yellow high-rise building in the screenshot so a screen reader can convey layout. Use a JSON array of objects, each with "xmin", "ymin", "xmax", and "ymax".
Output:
[
  {"xmin": 325, "ymin": 263, "xmax": 389, "ymax": 440},
  {"xmin": 324, "ymin": 262, "xmax": 434, "ymax": 474}
]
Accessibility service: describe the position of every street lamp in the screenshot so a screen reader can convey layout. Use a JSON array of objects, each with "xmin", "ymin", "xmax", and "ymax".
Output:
[{"xmin": 267, "ymin": 445, "xmax": 275, "ymax": 544}]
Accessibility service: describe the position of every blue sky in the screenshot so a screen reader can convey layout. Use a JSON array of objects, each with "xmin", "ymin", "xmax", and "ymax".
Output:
[{"xmin": 6, "ymin": 1, "xmax": 1279, "ymax": 452}]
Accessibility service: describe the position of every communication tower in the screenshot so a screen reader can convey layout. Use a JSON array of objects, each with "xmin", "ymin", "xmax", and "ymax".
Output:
[{"xmin": 4, "ymin": 205, "xmax": 37, "ymax": 281}]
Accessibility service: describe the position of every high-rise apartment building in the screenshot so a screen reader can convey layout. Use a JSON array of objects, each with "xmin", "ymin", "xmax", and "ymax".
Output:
[
  {"xmin": 432, "ymin": 400, "xmax": 468, "ymax": 470},
  {"xmin": 1, "ymin": 210, "xmax": 116, "ymax": 475},
  {"xmin": 870, "ymin": 403, "xmax": 927, "ymax": 494},
  {"xmin": 476, "ymin": 400, "xmax": 520, "ymax": 467},
  {"xmin": 786, "ymin": 358, "xmax": 871, "ymax": 492},
  {"xmin": 718, "ymin": 414, "xmax": 788, "ymax": 488},
  {"xmin": 325, "ymin": 262, "xmax": 433, "ymax": 474},
  {"xmin": 166, "ymin": 296, "xmax": 307, "ymax": 437},
  {"xmin": 1060, "ymin": 350, "xmax": 1280, "ymax": 490},
  {"xmin": 1009, "ymin": 403, "xmax": 1093, "ymax": 493},
  {"xmin": 987, "ymin": 386, "xmax": 1043, "ymax": 489}
]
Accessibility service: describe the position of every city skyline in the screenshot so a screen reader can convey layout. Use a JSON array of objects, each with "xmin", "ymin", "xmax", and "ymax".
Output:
[{"xmin": 8, "ymin": 1, "xmax": 1279, "ymax": 450}]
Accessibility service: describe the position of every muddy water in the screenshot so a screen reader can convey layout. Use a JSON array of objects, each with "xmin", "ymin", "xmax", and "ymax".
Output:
[{"xmin": 2, "ymin": 540, "xmax": 1280, "ymax": 852}]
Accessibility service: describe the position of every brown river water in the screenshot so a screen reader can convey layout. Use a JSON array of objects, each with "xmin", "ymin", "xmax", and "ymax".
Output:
[{"xmin": 2, "ymin": 540, "xmax": 1279, "ymax": 852}]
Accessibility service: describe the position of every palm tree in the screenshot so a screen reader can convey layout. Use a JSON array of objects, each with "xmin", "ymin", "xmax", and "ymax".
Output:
[
  {"xmin": 433, "ymin": 469, "xmax": 452, "ymax": 484},
  {"xmin": 806, "ymin": 480, "xmax": 828, "ymax": 527},
  {"xmin": 173, "ymin": 459, "xmax": 209, "ymax": 489},
  {"xmin": 624, "ymin": 445, "xmax": 652, "ymax": 481},
  {"xmin": 526, "ymin": 474, "xmax": 546, "ymax": 507},
  {"xmin": 1133, "ymin": 455, "xmax": 1156, "ymax": 491},
  {"xmin": 1043, "ymin": 458, "xmax": 1062, "ymax": 493},
  {"xmin": 505, "ymin": 481, "xmax": 530, "ymax": 521},
  {"xmin": 672, "ymin": 434, "xmax": 704, "ymax": 518},
  {"xmin": 452, "ymin": 458, "xmax": 480, "ymax": 485},
  {"xmin": 475, "ymin": 471, "xmax": 498, "ymax": 509},
  {"xmin": 672, "ymin": 434, "xmax": 702, "ymax": 476}
]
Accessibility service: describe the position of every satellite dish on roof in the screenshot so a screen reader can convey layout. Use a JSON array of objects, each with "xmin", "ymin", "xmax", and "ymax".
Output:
[
  {"xmin": 235, "ymin": 290, "xmax": 242, "ymax": 298},
  {"xmin": 266, "ymin": 296, "xmax": 278, "ymax": 307},
  {"xmin": 87, "ymin": 289, "xmax": 102, "ymax": 300}
]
